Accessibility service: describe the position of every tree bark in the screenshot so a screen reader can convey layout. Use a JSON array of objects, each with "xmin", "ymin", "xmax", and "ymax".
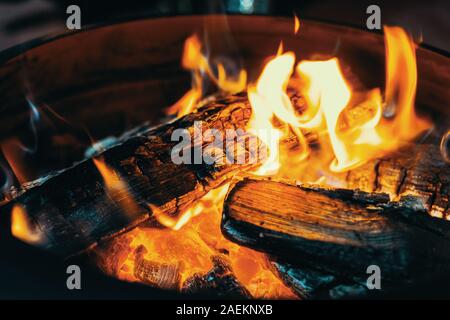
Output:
[{"xmin": 222, "ymin": 177, "xmax": 450, "ymax": 286}]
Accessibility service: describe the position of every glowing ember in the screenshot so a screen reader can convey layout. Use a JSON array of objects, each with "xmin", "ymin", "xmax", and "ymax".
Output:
[{"xmin": 98, "ymin": 184, "xmax": 296, "ymax": 298}]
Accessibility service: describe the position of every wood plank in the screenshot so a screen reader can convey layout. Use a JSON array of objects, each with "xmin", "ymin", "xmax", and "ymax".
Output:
[{"xmin": 222, "ymin": 178, "xmax": 450, "ymax": 285}]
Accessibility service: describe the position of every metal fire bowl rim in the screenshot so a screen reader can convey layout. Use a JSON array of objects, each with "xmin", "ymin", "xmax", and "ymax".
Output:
[{"xmin": 0, "ymin": 13, "xmax": 449, "ymax": 65}]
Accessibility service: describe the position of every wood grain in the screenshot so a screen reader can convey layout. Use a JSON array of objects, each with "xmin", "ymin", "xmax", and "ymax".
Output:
[{"xmin": 222, "ymin": 178, "xmax": 450, "ymax": 285}]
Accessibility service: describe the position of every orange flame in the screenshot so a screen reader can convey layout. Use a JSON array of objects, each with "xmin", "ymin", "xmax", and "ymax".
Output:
[
  {"xmin": 167, "ymin": 34, "xmax": 247, "ymax": 117},
  {"xmin": 294, "ymin": 14, "xmax": 300, "ymax": 34},
  {"xmin": 152, "ymin": 184, "xmax": 230, "ymax": 231},
  {"xmin": 1, "ymin": 138, "xmax": 34, "ymax": 184},
  {"xmin": 93, "ymin": 158, "xmax": 125, "ymax": 191},
  {"xmin": 165, "ymin": 89, "xmax": 202, "ymax": 118},
  {"xmin": 95, "ymin": 23, "xmax": 431, "ymax": 298},
  {"xmin": 246, "ymin": 25, "xmax": 430, "ymax": 178},
  {"xmin": 276, "ymin": 41, "xmax": 284, "ymax": 56},
  {"xmin": 93, "ymin": 157, "xmax": 143, "ymax": 218},
  {"xmin": 99, "ymin": 183, "xmax": 295, "ymax": 298},
  {"xmin": 297, "ymin": 58, "xmax": 371, "ymax": 171},
  {"xmin": 382, "ymin": 26, "xmax": 431, "ymax": 139},
  {"xmin": 296, "ymin": 27, "xmax": 430, "ymax": 172},
  {"xmin": 11, "ymin": 205, "xmax": 44, "ymax": 244},
  {"xmin": 247, "ymin": 52, "xmax": 309, "ymax": 175}
]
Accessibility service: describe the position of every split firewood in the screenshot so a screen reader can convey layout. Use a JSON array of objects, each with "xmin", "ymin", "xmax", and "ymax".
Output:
[
  {"xmin": 2, "ymin": 83, "xmax": 446, "ymax": 259},
  {"xmin": 222, "ymin": 177, "xmax": 450, "ymax": 288},
  {"xmin": 345, "ymin": 144, "xmax": 449, "ymax": 218},
  {"xmin": 0, "ymin": 92, "xmax": 284, "ymax": 257}
]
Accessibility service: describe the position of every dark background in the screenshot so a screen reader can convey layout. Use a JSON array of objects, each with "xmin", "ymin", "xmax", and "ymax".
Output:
[{"xmin": 0, "ymin": 0, "xmax": 449, "ymax": 52}]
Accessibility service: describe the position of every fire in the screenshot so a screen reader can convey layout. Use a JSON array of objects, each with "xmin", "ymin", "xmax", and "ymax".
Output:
[
  {"xmin": 94, "ymin": 24, "xmax": 431, "ymax": 298},
  {"xmin": 152, "ymin": 184, "xmax": 230, "ymax": 231},
  {"xmin": 98, "ymin": 184, "xmax": 295, "ymax": 298},
  {"xmin": 381, "ymin": 26, "xmax": 431, "ymax": 140},
  {"xmin": 11, "ymin": 205, "xmax": 44, "ymax": 245},
  {"xmin": 167, "ymin": 34, "xmax": 247, "ymax": 117},
  {"xmin": 93, "ymin": 157, "xmax": 126, "ymax": 192},
  {"xmin": 245, "ymin": 25, "xmax": 430, "ymax": 178},
  {"xmin": 297, "ymin": 58, "xmax": 374, "ymax": 172},
  {"xmin": 4, "ymin": 17, "xmax": 430, "ymax": 298},
  {"xmin": 276, "ymin": 41, "xmax": 284, "ymax": 56},
  {"xmin": 296, "ymin": 26, "xmax": 430, "ymax": 172},
  {"xmin": 247, "ymin": 52, "xmax": 308, "ymax": 175},
  {"xmin": 294, "ymin": 14, "xmax": 300, "ymax": 34},
  {"xmin": 93, "ymin": 157, "xmax": 143, "ymax": 218}
]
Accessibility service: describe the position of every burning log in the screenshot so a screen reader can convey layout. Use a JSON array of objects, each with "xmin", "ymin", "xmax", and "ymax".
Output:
[
  {"xmin": 2, "ymin": 78, "xmax": 445, "ymax": 263},
  {"xmin": 182, "ymin": 255, "xmax": 252, "ymax": 299},
  {"xmin": 346, "ymin": 144, "xmax": 449, "ymax": 218},
  {"xmin": 270, "ymin": 260, "xmax": 368, "ymax": 299},
  {"xmin": 0, "ymin": 93, "xmax": 275, "ymax": 257},
  {"xmin": 133, "ymin": 245, "xmax": 181, "ymax": 290},
  {"xmin": 222, "ymin": 178, "xmax": 450, "ymax": 289}
]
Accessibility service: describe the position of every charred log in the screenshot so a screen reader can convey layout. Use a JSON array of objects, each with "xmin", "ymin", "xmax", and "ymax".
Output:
[
  {"xmin": 0, "ymin": 93, "xmax": 278, "ymax": 257},
  {"xmin": 182, "ymin": 255, "xmax": 251, "ymax": 299},
  {"xmin": 133, "ymin": 245, "xmax": 181, "ymax": 290},
  {"xmin": 346, "ymin": 144, "xmax": 449, "ymax": 218},
  {"xmin": 222, "ymin": 178, "xmax": 450, "ymax": 287}
]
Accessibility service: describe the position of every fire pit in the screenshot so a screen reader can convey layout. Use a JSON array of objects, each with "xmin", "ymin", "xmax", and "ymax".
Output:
[{"xmin": 0, "ymin": 15, "xmax": 449, "ymax": 299}]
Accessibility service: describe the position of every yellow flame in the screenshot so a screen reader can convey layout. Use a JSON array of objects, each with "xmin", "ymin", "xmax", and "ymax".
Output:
[
  {"xmin": 297, "ymin": 58, "xmax": 366, "ymax": 171},
  {"xmin": 168, "ymin": 34, "xmax": 247, "ymax": 117},
  {"xmin": 153, "ymin": 184, "xmax": 230, "ymax": 231},
  {"xmin": 165, "ymin": 89, "xmax": 201, "ymax": 117},
  {"xmin": 11, "ymin": 205, "xmax": 44, "ymax": 244},
  {"xmin": 382, "ymin": 26, "xmax": 431, "ymax": 139},
  {"xmin": 293, "ymin": 27, "xmax": 430, "ymax": 172},
  {"xmin": 181, "ymin": 34, "xmax": 205, "ymax": 70},
  {"xmin": 247, "ymin": 52, "xmax": 309, "ymax": 175},
  {"xmin": 244, "ymin": 25, "xmax": 430, "ymax": 177},
  {"xmin": 247, "ymin": 53, "xmax": 292, "ymax": 175},
  {"xmin": 294, "ymin": 14, "xmax": 300, "ymax": 34},
  {"xmin": 276, "ymin": 41, "xmax": 284, "ymax": 56}
]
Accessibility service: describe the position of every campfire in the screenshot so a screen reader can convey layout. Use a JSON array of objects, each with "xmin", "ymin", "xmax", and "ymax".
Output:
[{"xmin": 1, "ymin": 15, "xmax": 449, "ymax": 299}]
